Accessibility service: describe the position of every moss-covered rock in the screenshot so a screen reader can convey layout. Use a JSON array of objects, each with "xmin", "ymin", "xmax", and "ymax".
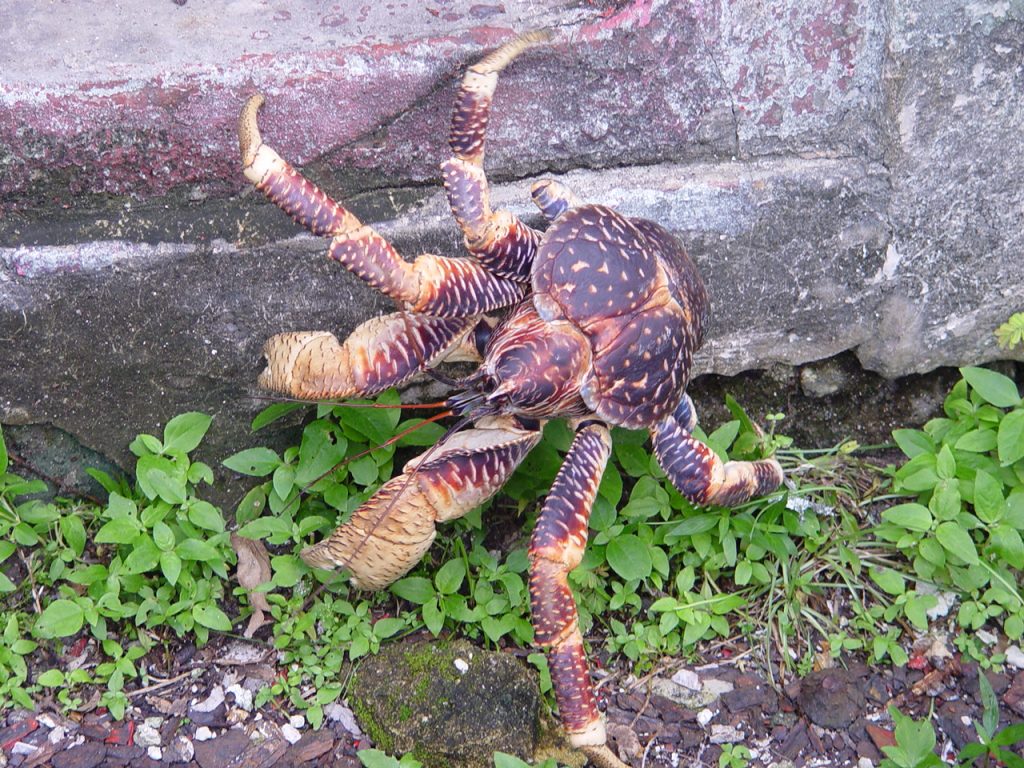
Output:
[{"xmin": 349, "ymin": 638, "xmax": 540, "ymax": 767}]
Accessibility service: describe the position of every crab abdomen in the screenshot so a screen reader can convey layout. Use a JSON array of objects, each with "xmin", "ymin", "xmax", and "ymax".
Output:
[{"xmin": 532, "ymin": 205, "xmax": 708, "ymax": 429}]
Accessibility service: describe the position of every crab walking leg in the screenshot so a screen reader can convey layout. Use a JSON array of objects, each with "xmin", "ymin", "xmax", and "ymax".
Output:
[
  {"xmin": 258, "ymin": 313, "xmax": 482, "ymax": 400},
  {"xmin": 239, "ymin": 95, "xmax": 524, "ymax": 316},
  {"xmin": 528, "ymin": 421, "xmax": 627, "ymax": 768},
  {"xmin": 651, "ymin": 410, "xmax": 783, "ymax": 507},
  {"xmin": 302, "ymin": 416, "xmax": 540, "ymax": 589},
  {"xmin": 441, "ymin": 30, "xmax": 550, "ymax": 281},
  {"xmin": 530, "ymin": 179, "xmax": 582, "ymax": 222}
]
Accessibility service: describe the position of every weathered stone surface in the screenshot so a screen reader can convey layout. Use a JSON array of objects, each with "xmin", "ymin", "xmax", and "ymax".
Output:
[
  {"xmin": 349, "ymin": 639, "xmax": 540, "ymax": 767},
  {"xmin": 0, "ymin": 0, "xmax": 884, "ymax": 210},
  {"xmin": 867, "ymin": 1, "xmax": 1024, "ymax": 377}
]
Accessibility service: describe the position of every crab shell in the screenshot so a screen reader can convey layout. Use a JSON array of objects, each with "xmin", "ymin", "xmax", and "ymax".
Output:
[{"xmin": 531, "ymin": 204, "xmax": 709, "ymax": 430}]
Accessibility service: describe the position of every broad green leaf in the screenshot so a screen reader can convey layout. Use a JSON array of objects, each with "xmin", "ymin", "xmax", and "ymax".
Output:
[
  {"xmin": 236, "ymin": 516, "xmax": 292, "ymax": 541},
  {"xmin": 955, "ymin": 428, "xmax": 998, "ymax": 453},
  {"xmin": 192, "ymin": 603, "xmax": 233, "ymax": 631},
  {"xmin": 60, "ymin": 515, "xmax": 87, "ymax": 556},
  {"xmin": 176, "ymin": 538, "xmax": 220, "ymax": 562},
  {"xmin": 295, "ymin": 420, "xmax": 348, "ymax": 485},
  {"xmin": 935, "ymin": 522, "xmax": 979, "ymax": 565},
  {"xmin": 188, "ymin": 500, "xmax": 225, "ymax": 532},
  {"xmin": 991, "ymin": 524, "xmax": 1024, "ymax": 569},
  {"xmin": 391, "ymin": 577, "xmax": 434, "ymax": 605},
  {"xmin": 151, "ymin": 521, "xmax": 176, "ymax": 551},
  {"xmin": 163, "ymin": 412, "xmax": 212, "ymax": 454},
  {"xmin": 235, "ymin": 485, "xmax": 267, "ymax": 525},
  {"xmin": 0, "ymin": 424, "xmax": 7, "ymax": 473},
  {"xmin": 95, "ymin": 517, "xmax": 141, "ymax": 545},
  {"xmin": 668, "ymin": 514, "xmax": 718, "ymax": 537},
  {"xmin": 123, "ymin": 538, "xmax": 161, "ymax": 574},
  {"xmin": 394, "ymin": 419, "xmax": 446, "ymax": 447},
  {"xmin": 223, "ymin": 448, "xmax": 280, "ymax": 477},
  {"xmin": 356, "ymin": 749, "xmax": 401, "ymax": 768},
  {"xmin": 892, "ymin": 428, "xmax": 935, "ymax": 459},
  {"xmin": 251, "ymin": 401, "xmax": 304, "ymax": 432},
  {"xmin": 35, "ymin": 599, "xmax": 85, "ymax": 638},
  {"xmin": 422, "ymin": 598, "xmax": 444, "ymax": 636},
  {"xmin": 160, "ymin": 551, "xmax": 182, "ymax": 586},
  {"xmin": 935, "ymin": 445, "xmax": 956, "ymax": 480},
  {"xmin": 37, "ymin": 669, "xmax": 65, "ymax": 687},
  {"xmin": 435, "ymin": 559, "xmax": 466, "ymax": 595},
  {"xmin": 372, "ymin": 618, "xmax": 406, "ymax": 639},
  {"xmin": 606, "ymin": 534, "xmax": 653, "ymax": 581},
  {"xmin": 961, "ymin": 366, "xmax": 1021, "ymax": 408},
  {"xmin": 973, "ymin": 469, "xmax": 1004, "ymax": 523},
  {"xmin": 869, "ymin": 567, "xmax": 905, "ymax": 596},
  {"xmin": 998, "ymin": 409, "xmax": 1024, "ymax": 466},
  {"xmin": 271, "ymin": 555, "xmax": 304, "ymax": 588},
  {"xmin": 881, "ymin": 503, "xmax": 932, "ymax": 532}
]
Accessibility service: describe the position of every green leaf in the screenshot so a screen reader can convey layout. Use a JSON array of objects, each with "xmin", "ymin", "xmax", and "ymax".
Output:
[
  {"xmin": 223, "ymin": 448, "xmax": 280, "ymax": 477},
  {"xmin": 160, "ymin": 551, "xmax": 182, "ymax": 586},
  {"xmin": 992, "ymin": 524, "xmax": 1024, "ymax": 569},
  {"xmin": 935, "ymin": 522, "xmax": 979, "ymax": 565},
  {"xmin": 235, "ymin": 485, "xmax": 267, "ymax": 526},
  {"xmin": 123, "ymin": 538, "xmax": 161, "ymax": 574},
  {"xmin": 961, "ymin": 366, "xmax": 1021, "ymax": 408},
  {"xmin": 271, "ymin": 555, "xmax": 304, "ymax": 588},
  {"xmin": 881, "ymin": 503, "xmax": 933, "ymax": 532},
  {"xmin": 606, "ymin": 534, "xmax": 653, "ymax": 581},
  {"xmin": 423, "ymin": 598, "xmax": 444, "ymax": 636},
  {"xmin": 0, "ymin": 425, "xmax": 7, "ymax": 474},
  {"xmin": 935, "ymin": 445, "xmax": 956, "ymax": 480},
  {"xmin": 435, "ymin": 559, "xmax": 466, "ymax": 595},
  {"xmin": 152, "ymin": 521, "xmax": 176, "ymax": 551},
  {"xmin": 251, "ymin": 401, "xmax": 305, "ymax": 432},
  {"xmin": 391, "ymin": 577, "xmax": 435, "ymax": 605},
  {"xmin": 394, "ymin": 419, "xmax": 446, "ymax": 447},
  {"xmin": 295, "ymin": 420, "xmax": 348, "ymax": 485},
  {"xmin": 95, "ymin": 517, "xmax": 141, "ymax": 545},
  {"xmin": 35, "ymin": 599, "xmax": 85, "ymax": 638},
  {"xmin": 176, "ymin": 538, "xmax": 220, "ymax": 562},
  {"xmin": 979, "ymin": 671, "xmax": 999, "ymax": 738},
  {"xmin": 892, "ymin": 428, "xmax": 935, "ymax": 459},
  {"xmin": 372, "ymin": 618, "xmax": 406, "ymax": 639},
  {"xmin": 869, "ymin": 567, "xmax": 905, "ymax": 596},
  {"xmin": 669, "ymin": 514, "xmax": 718, "ymax": 537},
  {"xmin": 192, "ymin": 603, "xmax": 233, "ymax": 632},
  {"xmin": 973, "ymin": 469, "xmax": 1004, "ymax": 524},
  {"xmin": 357, "ymin": 749, "xmax": 402, "ymax": 768},
  {"xmin": 998, "ymin": 409, "xmax": 1024, "ymax": 466},
  {"xmin": 956, "ymin": 428, "xmax": 999, "ymax": 453},
  {"xmin": 188, "ymin": 501, "xmax": 225, "ymax": 532},
  {"xmin": 493, "ymin": 754, "xmax": 533, "ymax": 768},
  {"xmin": 60, "ymin": 515, "xmax": 87, "ymax": 556},
  {"xmin": 163, "ymin": 412, "xmax": 212, "ymax": 454},
  {"xmin": 37, "ymin": 669, "xmax": 65, "ymax": 687}
]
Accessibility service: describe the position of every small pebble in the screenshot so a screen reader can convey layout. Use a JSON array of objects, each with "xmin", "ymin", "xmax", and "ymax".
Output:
[
  {"xmin": 281, "ymin": 724, "xmax": 302, "ymax": 744},
  {"xmin": 1006, "ymin": 645, "xmax": 1024, "ymax": 670},
  {"xmin": 37, "ymin": 714, "xmax": 58, "ymax": 729},
  {"xmin": 135, "ymin": 723, "xmax": 162, "ymax": 748},
  {"xmin": 289, "ymin": 714, "xmax": 305, "ymax": 730},
  {"xmin": 225, "ymin": 683, "xmax": 253, "ymax": 712},
  {"xmin": 671, "ymin": 669, "xmax": 700, "ymax": 691},
  {"xmin": 194, "ymin": 726, "xmax": 214, "ymax": 741},
  {"xmin": 147, "ymin": 746, "xmax": 163, "ymax": 760},
  {"xmin": 710, "ymin": 724, "xmax": 743, "ymax": 744},
  {"xmin": 11, "ymin": 742, "xmax": 37, "ymax": 756},
  {"xmin": 697, "ymin": 708, "xmax": 714, "ymax": 727},
  {"xmin": 976, "ymin": 629, "xmax": 997, "ymax": 645},
  {"xmin": 858, "ymin": 759, "xmax": 875, "ymax": 768},
  {"xmin": 454, "ymin": 658, "xmax": 469, "ymax": 674},
  {"xmin": 48, "ymin": 726, "xmax": 66, "ymax": 744}
]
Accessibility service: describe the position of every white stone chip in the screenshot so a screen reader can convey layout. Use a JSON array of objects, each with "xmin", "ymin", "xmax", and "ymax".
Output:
[
  {"xmin": 1005, "ymin": 645, "xmax": 1024, "ymax": 669},
  {"xmin": 147, "ymin": 746, "xmax": 163, "ymax": 760},
  {"xmin": 670, "ymin": 668, "xmax": 700, "ymax": 690},
  {"xmin": 289, "ymin": 714, "xmax": 306, "ymax": 730},
  {"xmin": 281, "ymin": 723, "xmax": 302, "ymax": 744},
  {"xmin": 135, "ymin": 722, "xmax": 162, "ymax": 748},
  {"xmin": 11, "ymin": 742, "xmax": 37, "ymax": 756},
  {"xmin": 454, "ymin": 658, "xmax": 470, "ymax": 674},
  {"xmin": 194, "ymin": 726, "xmax": 215, "ymax": 741},
  {"xmin": 697, "ymin": 708, "xmax": 714, "ymax": 727},
  {"xmin": 225, "ymin": 683, "xmax": 253, "ymax": 712},
  {"xmin": 192, "ymin": 685, "xmax": 225, "ymax": 713},
  {"xmin": 709, "ymin": 724, "xmax": 743, "ymax": 744}
]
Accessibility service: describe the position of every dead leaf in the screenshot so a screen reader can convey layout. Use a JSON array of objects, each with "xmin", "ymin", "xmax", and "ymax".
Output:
[{"xmin": 230, "ymin": 534, "xmax": 272, "ymax": 637}]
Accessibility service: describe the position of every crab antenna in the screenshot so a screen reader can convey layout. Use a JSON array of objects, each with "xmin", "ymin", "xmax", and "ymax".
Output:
[{"xmin": 248, "ymin": 394, "xmax": 450, "ymax": 410}]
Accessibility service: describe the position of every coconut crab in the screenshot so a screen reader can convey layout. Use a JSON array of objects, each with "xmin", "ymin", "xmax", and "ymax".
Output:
[{"xmin": 238, "ymin": 30, "xmax": 783, "ymax": 767}]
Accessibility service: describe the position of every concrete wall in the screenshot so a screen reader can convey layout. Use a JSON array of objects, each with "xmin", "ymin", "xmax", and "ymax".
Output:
[{"xmin": 1, "ymin": 0, "xmax": 1021, "ymax": 469}]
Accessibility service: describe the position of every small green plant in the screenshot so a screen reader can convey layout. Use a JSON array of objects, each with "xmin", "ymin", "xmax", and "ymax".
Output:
[
  {"xmin": 995, "ymin": 312, "xmax": 1024, "ymax": 351},
  {"xmin": 877, "ymin": 366, "xmax": 1024, "ymax": 641},
  {"xmin": 719, "ymin": 743, "xmax": 752, "ymax": 768},
  {"xmin": 881, "ymin": 675, "xmax": 1024, "ymax": 768}
]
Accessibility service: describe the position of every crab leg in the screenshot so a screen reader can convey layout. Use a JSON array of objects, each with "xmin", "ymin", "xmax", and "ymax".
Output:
[
  {"xmin": 441, "ymin": 30, "xmax": 550, "ymax": 281},
  {"xmin": 651, "ymin": 398, "xmax": 783, "ymax": 507},
  {"xmin": 239, "ymin": 95, "xmax": 524, "ymax": 316},
  {"xmin": 257, "ymin": 312, "xmax": 485, "ymax": 400},
  {"xmin": 302, "ymin": 416, "xmax": 540, "ymax": 589},
  {"xmin": 528, "ymin": 420, "xmax": 627, "ymax": 768}
]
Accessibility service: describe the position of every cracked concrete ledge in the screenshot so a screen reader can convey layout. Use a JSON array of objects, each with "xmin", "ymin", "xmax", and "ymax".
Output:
[{"xmin": 1, "ymin": 0, "xmax": 1023, "ymax": 469}]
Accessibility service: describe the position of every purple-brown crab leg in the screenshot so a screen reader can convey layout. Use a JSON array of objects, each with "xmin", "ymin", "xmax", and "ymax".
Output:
[
  {"xmin": 651, "ymin": 398, "xmax": 783, "ymax": 506},
  {"xmin": 528, "ymin": 420, "xmax": 628, "ymax": 768},
  {"xmin": 258, "ymin": 312, "xmax": 486, "ymax": 401},
  {"xmin": 441, "ymin": 30, "xmax": 550, "ymax": 282},
  {"xmin": 302, "ymin": 416, "xmax": 540, "ymax": 589},
  {"xmin": 239, "ymin": 96, "xmax": 524, "ymax": 316}
]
